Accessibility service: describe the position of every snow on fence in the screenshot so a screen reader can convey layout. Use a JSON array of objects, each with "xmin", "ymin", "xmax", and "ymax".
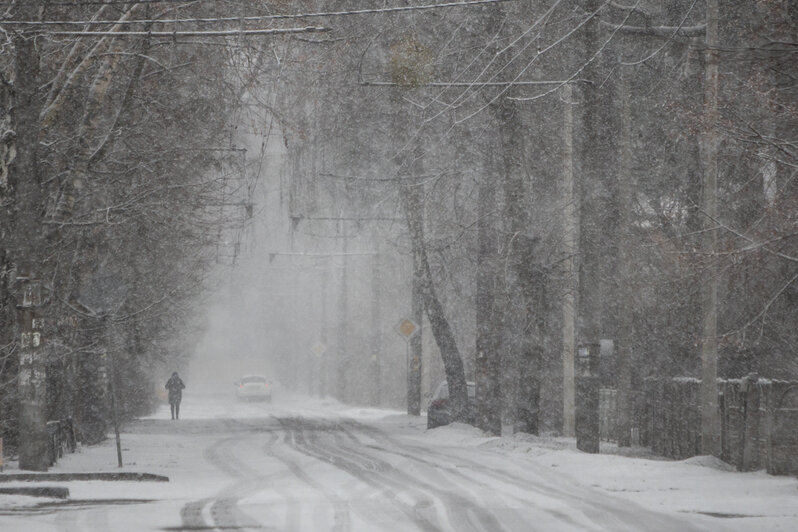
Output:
[
  {"xmin": 45, "ymin": 417, "xmax": 77, "ymax": 467},
  {"xmin": 643, "ymin": 378, "xmax": 701, "ymax": 460},
  {"xmin": 769, "ymin": 383, "xmax": 798, "ymax": 475},
  {"xmin": 598, "ymin": 377, "xmax": 798, "ymax": 475}
]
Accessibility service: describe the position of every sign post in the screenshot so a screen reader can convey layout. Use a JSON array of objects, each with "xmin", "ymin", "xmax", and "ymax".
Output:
[
  {"xmin": 308, "ymin": 342, "xmax": 327, "ymax": 397},
  {"xmin": 78, "ymin": 271, "xmax": 126, "ymax": 468},
  {"xmin": 396, "ymin": 318, "xmax": 421, "ymax": 415}
]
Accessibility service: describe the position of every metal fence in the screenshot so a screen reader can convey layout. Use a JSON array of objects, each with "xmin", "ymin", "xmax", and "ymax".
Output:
[
  {"xmin": 597, "ymin": 377, "xmax": 798, "ymax": 475},
  {"xmin": 45, "ymin": 417, "xmax": 77, "ymax": 467}
]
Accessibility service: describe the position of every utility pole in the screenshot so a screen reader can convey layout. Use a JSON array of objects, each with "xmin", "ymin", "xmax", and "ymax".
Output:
[
  {"xmin": 406, "ymin": 169, "xmax": 424, "ymax": 417},
  {"xmin": 370, "ymin": 251, "xmax": 382, "ymax": 406},
  {"xmin": 616, "ymin": 68, "xmax": 633, "ymax": 447},
  {"xmin": 577, "ymin": 0, "xmax": 604, "ymax": 363},
  {"xmin": 498, "ymin": 96, "xmax": 526, "ymax": 436},
  {"xmin": 336, "ymin": 219, "xmax": 349, "ymax": 402},
  {"xmin": 561, "ymin": 83, "xmax": 577, "ymax": 438},
  {"xmin": 701, "ymin": 0, "xmax": 720, "ymax": 457},
  {"xmin": 574, "ymin": 0, "xmax": 612, "ymax": 453},
  {"xmin": 318, "ymin": 266, "xmax": 329, "ymax": 397}
]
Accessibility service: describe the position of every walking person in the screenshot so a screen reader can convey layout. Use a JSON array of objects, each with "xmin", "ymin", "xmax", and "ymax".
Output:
[{"xmin": 165, "ymin": 372, "xmax": 186, "ymax": 420}]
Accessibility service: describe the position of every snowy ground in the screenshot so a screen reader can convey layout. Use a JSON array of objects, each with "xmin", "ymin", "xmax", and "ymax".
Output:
[{"xmin": 1, "ymin": 391, "xmax": 796, "ymax": 531}]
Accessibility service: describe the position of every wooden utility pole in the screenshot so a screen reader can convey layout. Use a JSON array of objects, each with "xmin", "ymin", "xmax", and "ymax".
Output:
[
  {"xmin": 406, "ymin": 152, "xmax": 425, "ymax": 417},
  {"xmin": 577, "ymin": 0, "xmax": 605, "ymax": 367},
  {"xmin": 616, "ymin": 69, "xmax": 633, "ymax": 447},
  {"xmin": 370, "ymin": 251, "xmax": 382, "ymax": 406},
  {"xmin": 498, "ymin": 98, "xmax": 526, "ymax": 435},
  {"xmin": 336, "ymin": 219, "xmax": 349, "ymax": 402},
  {"xmin": 701, "ymin": 0, "xmax": 720, "ymax": 456},
  {"xmin": 574, "ymin": 0, "xmax": 612, "ymax": 452},
  {"xmin": 319, "ymin": 266, "xmax": 329, "ymax": 398},
  {"xmin": 561, "ymin": 83, "xmax": 577, "ymax": 438}
]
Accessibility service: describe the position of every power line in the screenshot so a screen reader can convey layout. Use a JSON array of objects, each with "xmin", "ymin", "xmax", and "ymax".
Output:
[
  {"xmin": 45, "ymin": 26, "xmax": 330, "ymax": 37},
  {"xmin": 0, "ymin": 0, "xmax": 221, "ymax": 5},
  {"xmin": 268, "ymin": 251, "xmax": 378, "ymax": 257},
  {"xmin": 5, "ymin": 0, "xmax": 513, "ymax": 27},
  {"xmin": 361, "ymin": 79, "xmax": 591, "ymax": 87}
]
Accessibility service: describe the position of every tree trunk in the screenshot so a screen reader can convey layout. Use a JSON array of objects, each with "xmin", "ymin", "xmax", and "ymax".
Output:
[
  {"xmin": 700, "ymin": 0, "xmax": 721, "ymax": 457},
  {"xmin": 12, "ymin": 1, "xmax": 49, "ymax": 471},
  {"xmin": 400, "ymin": 176, "xmax": 468, "ymax": 422},
  {"xmin": 475, "ymin": 147, "xmax": 501, "ymax": 435},
  {"xmin": 515, "ymin": 246, "xmax": 547, "ymax": 436},
  {"xmin": 475, "ymin": 4, "xmax": 508, "ymax": 435},
  {"xmin": 497, "ymin": 97, "xmax": 544, "ymax": 435},
  {"xmin": 409, "ymin": 247, "xmax": 423, "ymax": 416}
]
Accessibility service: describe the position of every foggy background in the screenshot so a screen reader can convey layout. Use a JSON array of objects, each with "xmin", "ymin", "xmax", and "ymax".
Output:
[{"xmin": 185, "ymin": 128, "xmax": 444, "ymax": 407}]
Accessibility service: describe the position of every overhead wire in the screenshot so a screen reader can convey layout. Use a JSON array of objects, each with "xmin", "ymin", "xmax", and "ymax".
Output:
[
  {"xmin": 45, "ymin": 27, "xmax": 331, "ymax": 37},
  {"xmin": 4, "ymin": 0, "xmax": 515, "ymax": 26}
]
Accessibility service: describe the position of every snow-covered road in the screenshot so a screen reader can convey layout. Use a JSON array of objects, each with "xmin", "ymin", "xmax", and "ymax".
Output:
[{"xmin": 1, "ymin": 392, "xmax": 796, "ymax": 531}]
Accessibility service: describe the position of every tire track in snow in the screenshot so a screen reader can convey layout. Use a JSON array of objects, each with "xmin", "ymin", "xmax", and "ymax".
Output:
[
  {"xmin": 180, "ymin": 419, "xmax": 282, "ymax": 531},
  {"xmin": 54, "ymin": 507, "xmax": 80, "ymax": 532},
  {"xmin": 277, "ymin": 416, "xmax": 442, "ymax": 531},
  {"xmin": 264, "ymin": 428, "xmax": 352, "ymax": 532},
  {"xmin": 327, "ymin": 422, "xmax": 508, "ymax": 532},
  {"xmin": 336, "ymin": 420, "xmax": 578, "ymax": 530},
  {"xmin": 344, "ymin": 419, "xmax": 706, "ymax": 532},
  {"xmin": 278, "ymin": 416, "xmax": 509, "ymax": 532}
]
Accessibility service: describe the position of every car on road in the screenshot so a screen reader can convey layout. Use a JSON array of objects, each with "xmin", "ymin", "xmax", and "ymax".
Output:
[
  {"xmin": 427, "ymin": 380, "xmax": 476, "ymax": 429},
  {"xmin": 235, "ymin": 375, "xmax": 272, "ymax": 402}
]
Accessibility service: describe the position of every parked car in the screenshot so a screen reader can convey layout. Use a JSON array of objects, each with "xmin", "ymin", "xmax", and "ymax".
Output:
[
  {"xmin": 235, "ymin": 375, "xmax": 272, "ymax": 402},
  {"xmin": 427, "ymin": 381, "xmax": 476, "ymax": 429}
]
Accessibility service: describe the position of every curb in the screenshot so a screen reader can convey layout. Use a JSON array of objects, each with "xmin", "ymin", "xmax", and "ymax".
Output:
[
  {"xmin": 0, "ymin": 472, "xmax": 168, "ymax": 482},
  {"xmin": 0, "ymin": 486, "xmax": 70, "ymax": 498}
]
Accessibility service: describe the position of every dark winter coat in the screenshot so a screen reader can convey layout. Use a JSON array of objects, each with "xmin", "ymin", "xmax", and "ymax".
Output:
[{"xmin": 165, "ymin": 375, "xmax": 185, "ymax": 404}]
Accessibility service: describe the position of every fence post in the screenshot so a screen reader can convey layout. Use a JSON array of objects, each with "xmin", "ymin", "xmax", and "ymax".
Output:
[
  {"xmin": 575, "ymin": 343, "xmax": 600, "ymax": 453},
  {"xmin": 719, "ymin": 387, "xmax": 728, "ymax": 462},
  {"xmin": 739, "ymin": 373, "xmax": 758, "ymax": 470},
  {"xmin": 63, "ymin": 417, "xmax": 77, "ymax": 453}
]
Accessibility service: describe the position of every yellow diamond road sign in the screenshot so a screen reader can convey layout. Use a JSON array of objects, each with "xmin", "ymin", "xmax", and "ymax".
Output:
[
  {"xmin": 396, "ymin": 318, "xmax": 419, "ymax": 340},
  {"xmin": 311, "ymin": 342, "xmax": 327, "ymax": 357}
]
